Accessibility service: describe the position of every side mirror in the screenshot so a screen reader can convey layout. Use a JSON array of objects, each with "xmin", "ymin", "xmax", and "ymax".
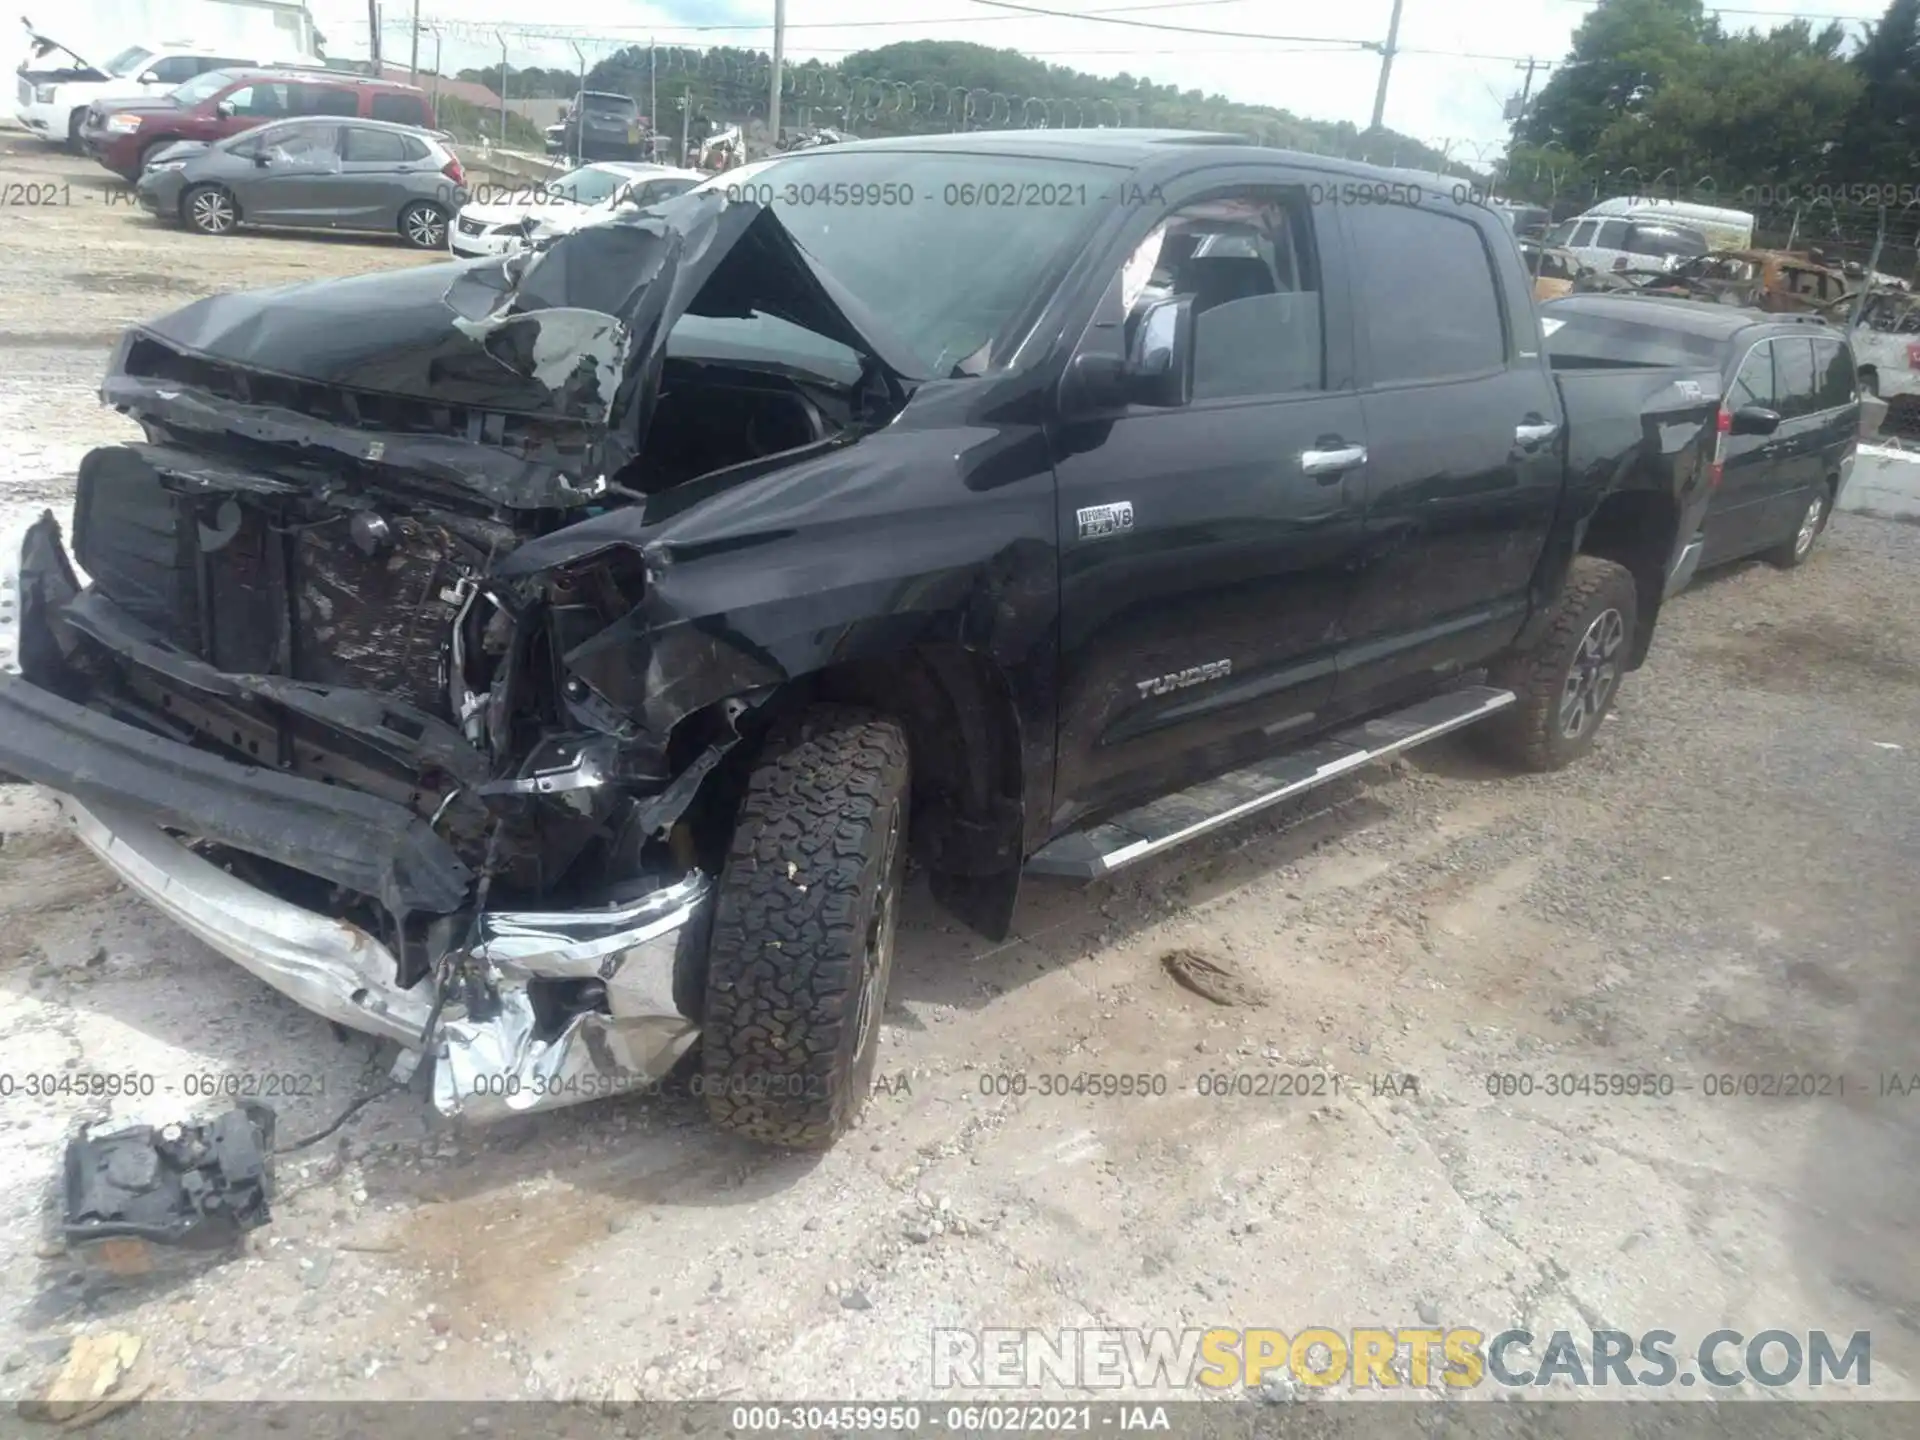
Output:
[
  {"xmin": 253, "ymin": 151, "xmax": 271, "ymax": 166},
  {"xmin": 1730, "ymin": 405, "xmax": 1782, "ymax": 436},
  {"xmin": 1062, "ymin": 295, "xmax": 1197, "ymax": 415},
  {"xmin": 138, "ymin": 69, "xmax": 159, "ymax": 84},
  {"xmin": 1124, "ymin": 295, "xmax": 1196, "ymax": 408},
  {"xmin": 215, "ymin": 100, "xmax": 235, "ymax": 118}
]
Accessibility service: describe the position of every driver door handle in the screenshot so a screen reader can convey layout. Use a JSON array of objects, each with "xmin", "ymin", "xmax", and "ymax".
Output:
[
  {"xmin": 1301, "ymin": 444, "xmax": 1367, "ymax": 479},
  {"xmin": 1515, "ymin": 421, "xmax": 1560, "ymax": 447}
]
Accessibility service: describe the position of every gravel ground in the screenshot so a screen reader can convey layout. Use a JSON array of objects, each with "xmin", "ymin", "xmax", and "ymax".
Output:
[{"xmin": 1, "ymin": 127, "xmax": 1918, "ymax": 1419}]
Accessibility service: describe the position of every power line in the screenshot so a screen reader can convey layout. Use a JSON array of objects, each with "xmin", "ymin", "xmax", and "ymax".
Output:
[
  {"xmin": 1550, "ymin": 0, "xmax": 1881, "ymax": 18},
  {"xmin": 957, "ymin": 0, "xmax": 1378, "ymax": 45}
]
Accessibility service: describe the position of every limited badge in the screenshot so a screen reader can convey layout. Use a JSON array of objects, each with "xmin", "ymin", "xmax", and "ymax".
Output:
[{"xmin": 1076, "ymin": 501, "xmax": 1135, "ymax": 541}]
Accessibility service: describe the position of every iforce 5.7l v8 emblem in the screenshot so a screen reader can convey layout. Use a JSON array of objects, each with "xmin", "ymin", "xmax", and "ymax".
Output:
[{"xmin": 1076, "ymin": 501, "xmax": 1135, "ymax": 541}]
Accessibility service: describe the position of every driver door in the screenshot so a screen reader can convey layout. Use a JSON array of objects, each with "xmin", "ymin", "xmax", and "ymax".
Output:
[
  {"xmin": 1048, "ymin": 175, "xmax": 1371, "ymax": 830},
  {"xmin": 232, "ymin": 120, "xmax": 344, "ymax": 225}
]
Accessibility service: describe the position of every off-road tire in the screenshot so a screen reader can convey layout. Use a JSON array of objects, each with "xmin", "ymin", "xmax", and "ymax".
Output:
[
  {"xmin": 1764, "ymin": 479, "xmax": 1833, "ymax": 569},
  {"xmin": 701, "ymin": 704, "xmax": 910, "ymax": 1149},
  {"xmin": 1479, "ymin": 555, "xmax": 1638, "ymax": 773}
]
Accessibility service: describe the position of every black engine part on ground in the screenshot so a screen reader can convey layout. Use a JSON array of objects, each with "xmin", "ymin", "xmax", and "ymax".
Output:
[{"xmin": 61, "ymin": 1103, "xmax": 277, "ymax": 1274}]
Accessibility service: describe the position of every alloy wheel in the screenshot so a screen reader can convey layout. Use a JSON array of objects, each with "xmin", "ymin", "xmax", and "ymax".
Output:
[
  {"xmin": 1794, "ymin": 494, "xmax": 1826, "ymax": 557},
  {"xmin": 404, "ymin": 205, "xmax": 447, "ymax": 249},
  {"xmin": 189, "ymin": 189, "xmax": 236, "ymax": 235},
  {"xmin": 1560, "ymin": 606, "xmax": 1625, "ymax": 740}
]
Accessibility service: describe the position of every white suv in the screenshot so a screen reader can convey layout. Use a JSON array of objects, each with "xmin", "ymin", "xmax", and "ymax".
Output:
[{"xmin": 14, "ymin": 28, "xmax": 320, "ymax": 149}]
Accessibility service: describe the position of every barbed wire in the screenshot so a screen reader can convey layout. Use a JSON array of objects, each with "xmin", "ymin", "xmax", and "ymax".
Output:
[{"xmin": 368, "ymin": 17, "xmax": 1490, "ymax": 169}]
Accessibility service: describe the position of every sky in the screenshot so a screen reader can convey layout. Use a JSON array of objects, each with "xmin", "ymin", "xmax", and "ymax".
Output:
[{"xmin": 43, "ymin": 0, "xmax": 1904, "ymax": 155}]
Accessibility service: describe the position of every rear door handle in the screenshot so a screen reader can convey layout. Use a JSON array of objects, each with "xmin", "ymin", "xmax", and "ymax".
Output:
[
  {"xmin": 1515, "ymin": 421, "xmax": 1560, "ymax": 447},
  {"xmin": 1301, "ymin": 445, "xmax": 1367, "ymax": 479}
]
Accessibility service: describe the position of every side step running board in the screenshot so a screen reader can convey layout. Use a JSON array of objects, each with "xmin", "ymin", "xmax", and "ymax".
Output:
[{"xmin": 1025, "ymin": 685, "xmax": 1514, "ymax": 880}]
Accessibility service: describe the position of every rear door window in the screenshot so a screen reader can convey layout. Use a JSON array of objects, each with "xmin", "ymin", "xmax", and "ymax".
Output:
[
  {"xmin": 1569, "ymin": 220, "xmax": 1598, "ymax": 247},
  {"xmin": 295, "ymin": 84, "xmax": 359, "ymax": 117},
  {"xmin": 1350, "ymin": 204, "xmax": 1506, "ymax": 384},
  {"xmin": 1813, "ymin": 339, "xmax": 1856, "ymax": 410},
  {"xmin": 369, "ymin": 92, "xmax": 428, "ymax": 126},
  {"xmin": 1772, "ymin": 337, "xmax": 1817, "ymax": 418},
  {"xmin": 1594, "ymin": 220, "xmax": 1631, "ymax": 248},
  {"xmin": 342, "ymin": 125, "xmax": 409, "ymax": 162}
]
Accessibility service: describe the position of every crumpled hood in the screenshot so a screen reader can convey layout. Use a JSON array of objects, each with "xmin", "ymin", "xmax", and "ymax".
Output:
[{"xmin": 106, "ymin": 188, "xmax": 926, "ymax": 503}]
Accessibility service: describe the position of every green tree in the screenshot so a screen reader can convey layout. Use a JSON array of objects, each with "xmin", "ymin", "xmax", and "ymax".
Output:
[
  {"xmin": 1515, "ymin": 0, "xmax": 1712, "ymax": 156},
  {"xmin": 1595, "ymin": 22, "xmax": 1859, "ymax": 192},
  {"xmin": 1837, "ymin": 0, "xmax": 1920, "ymax": 182}
]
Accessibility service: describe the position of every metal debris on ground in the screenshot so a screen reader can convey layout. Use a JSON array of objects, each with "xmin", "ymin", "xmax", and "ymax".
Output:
[{"xmin": 61, "ymin": 1104, "xmax": 276, "ymax": 1278}]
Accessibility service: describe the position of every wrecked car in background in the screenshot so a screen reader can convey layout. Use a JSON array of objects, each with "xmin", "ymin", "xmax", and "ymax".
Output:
[{"xmin": 0, "ymin": 131, "xmax": 1697, "ymax": 1151}]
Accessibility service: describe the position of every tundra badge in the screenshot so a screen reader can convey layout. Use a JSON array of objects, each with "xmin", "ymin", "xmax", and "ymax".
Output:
[
  {"xmin": 1136, "ymin": 659, "xmax": 1232, "ymax": 698},
  {"xmin": 1076, "ymin": 501, "xmax": 1135, "ymax": 541}
]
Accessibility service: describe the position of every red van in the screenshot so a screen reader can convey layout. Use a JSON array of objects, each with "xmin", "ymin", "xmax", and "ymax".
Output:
[{"xmin": 82, "ymin": 67, "xmax": 432, "ymax": 180}]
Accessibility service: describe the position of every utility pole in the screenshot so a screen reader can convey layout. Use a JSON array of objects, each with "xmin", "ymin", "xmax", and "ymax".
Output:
[
  {"xmin": 407, "ymin": 0, "xmax": 419, "ymax": 81},
  {"xmin": 649, "ymin": 38, "xmax": 657, "ymax": 146},
  {"xmin": 1515, "ymin": 56, "xmax": 1543, "ymax": 111},
  {"xmin": 769, "ymin": 0, "xmax": 786, "ymax": 154},
  {"xmin": 367, "ymin": 1, "xmax": 380, "ymax": 70},
  {"xmin": 497, "ymin": 31, "xmax": 508, "ymax": 147},
  {"xmin": 1369, "ymin": 0, "xmax": 1404, "ymax": 132},
  {"xmin": 679, "ymin": 93, "xmax": 691, "ymax": 169}
]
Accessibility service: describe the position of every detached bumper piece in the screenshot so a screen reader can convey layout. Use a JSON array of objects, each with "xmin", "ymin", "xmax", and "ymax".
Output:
[{"xmin": 63, "ymin": 1104, "xmax": 276, "ymax": 1278}]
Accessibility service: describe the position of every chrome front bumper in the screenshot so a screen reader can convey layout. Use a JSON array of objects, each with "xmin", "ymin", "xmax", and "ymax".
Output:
[{"xmin": 57, "ymin": 795, "xmax": 713, "ymax": 1123}]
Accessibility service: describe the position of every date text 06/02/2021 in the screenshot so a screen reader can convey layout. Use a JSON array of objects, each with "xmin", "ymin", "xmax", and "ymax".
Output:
[{"xmin": 730, "ymin": 1405, "xmax": 1172, "ymax": 1432}]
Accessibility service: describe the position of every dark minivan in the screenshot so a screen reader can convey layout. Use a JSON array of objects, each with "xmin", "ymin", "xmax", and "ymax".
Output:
[
  {"xmin": 83, "ymin": 67, "xmax": 432, "ymax": 180},
  {"xmin": 558, "ymin": 89, "xmax": 645, "ymax": 161},
  {"xmin": 1543, "ymin": 294, "xmax": 1859, "ymax": 578}
]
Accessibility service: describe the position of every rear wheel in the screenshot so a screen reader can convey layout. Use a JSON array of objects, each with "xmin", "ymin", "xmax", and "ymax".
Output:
[
  {"xmin": 66, "ymin": 109, "xmax": 87, "ymax": 152},
  {"xmin": 701, "ymin": 705, "xmax": 911, "ymax": 1149},
  {"xmin": 1765, "ymin": 481, "xmax": 1832, "ymax": 569},
  {"xmin": 181, "ymin": 184, "xmax": 238, "ymax": 236},
  {"xmin": 1480, "ymin": 556, "xmax": 1638, "ymax": 773},
  {"xmin": 398, "ymin": 200, "xmax": 448, "ymax": 250}
]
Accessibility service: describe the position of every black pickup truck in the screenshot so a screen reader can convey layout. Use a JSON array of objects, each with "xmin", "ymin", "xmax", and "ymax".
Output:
[{"xmin": 0, "ymin": 131, "xmax": 1718, "ymax": 1148}]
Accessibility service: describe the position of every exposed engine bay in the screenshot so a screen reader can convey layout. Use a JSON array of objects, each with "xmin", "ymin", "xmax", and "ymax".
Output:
[{"xmin": 2, "ymin": 189, "xmax": 918, "ymax": 1116}]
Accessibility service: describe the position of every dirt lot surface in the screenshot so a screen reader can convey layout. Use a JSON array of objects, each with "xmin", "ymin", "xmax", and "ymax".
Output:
[{"xmin": 1, "ymin": 127, "xmax": 1918, "ymax": 1419}]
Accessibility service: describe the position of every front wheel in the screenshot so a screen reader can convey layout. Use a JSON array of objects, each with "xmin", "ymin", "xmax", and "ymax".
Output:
[
  {"xmin": 701, "ymin": 705, "xmax": 911, "ymax": 1149},
  {"xmin": 398, "ymin": 200, "xmax": 448, "ymax": 249},
  {"xmin": 66, "ymin": 109, "xmax": 88, "ymax": 152},
  {"xmin": 181, "ymin": 184, "xmax": 239, "ymax": 236},
  {"xmin": 1480, "ymin": 555, "xmax": 1638, "ymax": 773}
]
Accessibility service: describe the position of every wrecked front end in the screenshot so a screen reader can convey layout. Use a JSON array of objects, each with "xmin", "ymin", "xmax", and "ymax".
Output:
[{"xmin": 0, "ymin": 190, "xmax": 909, "ymax": 1121}]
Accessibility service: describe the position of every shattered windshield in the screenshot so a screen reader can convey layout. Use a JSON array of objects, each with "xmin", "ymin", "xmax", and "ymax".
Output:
[{"xmin": 698, "ymin": 150, "xmax": 1121, "ymax": 377}]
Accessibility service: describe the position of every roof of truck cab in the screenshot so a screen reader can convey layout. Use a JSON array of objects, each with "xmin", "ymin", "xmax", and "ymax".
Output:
[{"xmin": 803, "ymin": 129, "xmax": 1479, "ymax": 188}]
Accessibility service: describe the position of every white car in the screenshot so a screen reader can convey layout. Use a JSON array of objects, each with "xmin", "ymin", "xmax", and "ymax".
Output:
[
  {"xmin": 523, "ymin": 165, "xmax": 707, "ymax": 243},
  {"xmin": 13, "ymin": 26, "xmax": 320, "ymax": 149},
  {"xmin": 1544, "ymin": 213, "xmax": 1710, "ymax": 277},
  {"xmin": 449, "ymin": 163, "xmax": 702, "ymax": 258}
]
